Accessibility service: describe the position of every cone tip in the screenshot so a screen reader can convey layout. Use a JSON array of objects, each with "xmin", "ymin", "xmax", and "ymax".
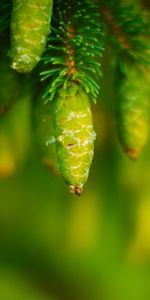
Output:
[
  {"xmin": 69, "ymin": 185, "xmax": 83, "ymax": 196},
  {"xmin": 125, "ymin": 147, "xmax": 140, "ymax": 160}
]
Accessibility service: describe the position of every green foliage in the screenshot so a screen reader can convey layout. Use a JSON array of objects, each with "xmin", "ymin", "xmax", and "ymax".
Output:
[
  {"xmin": 40, "ymin": 0, "xmax": 103, "ymax": 103},
  {"xmin": 100, "ymin": 0, "xmax": 150, "ymax": 64},
  {"xmin": 1, "ymin": 2, "xmax": 150, "ymax": 299},
  {"xmin": 0, "ymin": 0, "xmax": 150, "ymax": 190}
]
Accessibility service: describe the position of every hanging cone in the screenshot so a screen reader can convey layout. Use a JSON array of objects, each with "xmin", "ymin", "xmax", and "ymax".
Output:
[
  {"xmin": 10, "ymin": 0, "xmax": 53, "ymax": 73},
  {"xmin": 116, "ymin": 63, "xmax": 150, "ymax": 160},
  {"xmin": 53, "ymin": 82, "xmax": 96, "ymax": 195}
]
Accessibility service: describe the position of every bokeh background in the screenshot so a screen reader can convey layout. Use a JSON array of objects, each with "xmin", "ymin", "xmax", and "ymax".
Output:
[{"xmin": 0, "ymin": 0, "xmax": 150, "ymax": 299}]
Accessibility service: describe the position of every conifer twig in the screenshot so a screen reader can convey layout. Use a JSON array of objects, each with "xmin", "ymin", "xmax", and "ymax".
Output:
[{"xmin": 99, "ymin": 0, "xmax": 150, "ymax": 65}]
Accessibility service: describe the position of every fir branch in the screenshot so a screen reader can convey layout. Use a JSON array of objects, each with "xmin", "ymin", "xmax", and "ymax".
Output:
[
  {"xmin": 99, "ymin": 0, "xmax": 150, "ymax": 65},
  {"xmin": 40, "ymin": 0, "xmax": 104, "ymax": 103}
]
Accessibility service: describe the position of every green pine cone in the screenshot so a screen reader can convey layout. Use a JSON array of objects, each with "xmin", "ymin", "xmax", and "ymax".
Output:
[
  {"xmin": 10, "ymin": 0, "xmax": 53, "ymax": 73},
  {"xmin": 116, "ymin": 64, "xmax": 150, "ymax": 160},
  {"xmin": 53, "ymin": 83, "xmax": 96, "ymax": 195},
  {"xmin": 33, "ymin": 96, "xmax": 57, "ymax": 174}
]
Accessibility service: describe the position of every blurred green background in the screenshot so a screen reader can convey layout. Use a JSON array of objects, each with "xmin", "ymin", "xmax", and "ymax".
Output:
[
  {"xmin": 0, "ymin": 53, "xmax": 150, "ymax": 300},
  {"xmin": 0, "ymin": 1, "xmax": 150, "ymax": 299}
]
